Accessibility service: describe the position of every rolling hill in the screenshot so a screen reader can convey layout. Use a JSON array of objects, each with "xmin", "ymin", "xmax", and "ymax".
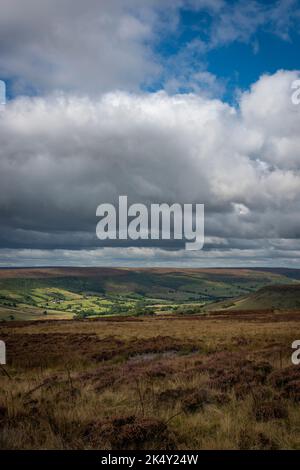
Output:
[
  {"xmin": 0, "ymin": 267, "xmax": 299, "ymax": 320},
  {"xmin": 206, "ymin": 284, "xmax": 300, "ymax": 311}
]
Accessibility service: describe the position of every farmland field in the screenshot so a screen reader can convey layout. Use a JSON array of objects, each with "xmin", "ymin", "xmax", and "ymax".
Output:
[{"xmin": 0, "ymin": 267, "xmax": 299, "ymax": 321}]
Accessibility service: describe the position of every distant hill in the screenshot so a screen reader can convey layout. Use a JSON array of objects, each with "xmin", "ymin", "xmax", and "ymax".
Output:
[
  {"xmin": 206, "ymin": 284, "xmax": 300, "ymax": 311},
  {"xmin": 0, "ymin": 267, "xmax": 299, "ymax": 320}
]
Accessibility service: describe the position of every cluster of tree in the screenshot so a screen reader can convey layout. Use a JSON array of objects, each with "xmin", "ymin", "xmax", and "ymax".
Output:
[
  {"xmin": 175, "ymin": 306, "xmax": 201, "ymax": 315},
  {"xmin": 73, "ymin": 309, "xmax": 95, "ymax": 319},
  {"xmin": 72, "ymin": 301, "xmax": 157, "ymax": 318},
  {"xmin": 130, "ymin": 301, "xmax": 155, "ymax": 317}
]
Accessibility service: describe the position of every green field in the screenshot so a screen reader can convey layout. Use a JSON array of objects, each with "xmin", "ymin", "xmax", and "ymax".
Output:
[{"xmin": 0, "ymin": 267, "xmax": 299, "ymax": 321}]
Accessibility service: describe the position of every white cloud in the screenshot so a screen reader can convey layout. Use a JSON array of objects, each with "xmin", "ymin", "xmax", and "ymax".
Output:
[
  {"xmin": 1, "ymin": 239, "xmax": 300, "ymax": 267},
  {"xmin": 210, "ymin": 0, "xmax": 300, "ymax": 48}
]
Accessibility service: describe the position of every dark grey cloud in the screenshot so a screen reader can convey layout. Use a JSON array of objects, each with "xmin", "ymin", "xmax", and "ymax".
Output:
[
  {"xmin": 0, "ymin": 1, "xmax": 299, "ymax": 266},
  {"xmin": 0, "ymin": 70, "xmax": 300, "ymax": 267}
]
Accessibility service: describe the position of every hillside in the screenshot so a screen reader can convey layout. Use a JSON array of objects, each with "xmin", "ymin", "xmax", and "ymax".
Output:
[
  {"xmin": 0, "ymin": 267, "xmax": 299, "ymax": 320},
  {"xmin": 208, "ymin": 284, "xmax": 300, "ymax": 311}
]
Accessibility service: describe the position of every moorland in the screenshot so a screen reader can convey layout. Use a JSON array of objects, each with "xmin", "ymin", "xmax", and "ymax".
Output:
[{"xmin": 0, "ymin": 267, "xmax": 299, "ymax": 450}]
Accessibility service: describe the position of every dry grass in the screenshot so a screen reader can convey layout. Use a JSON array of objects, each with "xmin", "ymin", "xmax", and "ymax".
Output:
[{"xmin": 0, "ymin": 311, "xmax": 300, "ymax": 450}]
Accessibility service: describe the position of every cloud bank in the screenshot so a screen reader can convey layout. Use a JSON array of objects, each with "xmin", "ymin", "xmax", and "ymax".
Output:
[{"xmin": 0, "ymin": 70, "xmax": 300, "ymax": 265}]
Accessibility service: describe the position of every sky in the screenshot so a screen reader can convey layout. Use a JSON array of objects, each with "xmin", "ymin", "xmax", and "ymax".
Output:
[{"xmin": 0, "ymin": 0, "xmax": 300, "ymax": 267}]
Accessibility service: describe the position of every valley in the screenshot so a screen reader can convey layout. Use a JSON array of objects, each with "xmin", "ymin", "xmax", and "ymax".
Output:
[{"xmin": 0, "ymin": 267, "xmax": 299, "ymax": 321}]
